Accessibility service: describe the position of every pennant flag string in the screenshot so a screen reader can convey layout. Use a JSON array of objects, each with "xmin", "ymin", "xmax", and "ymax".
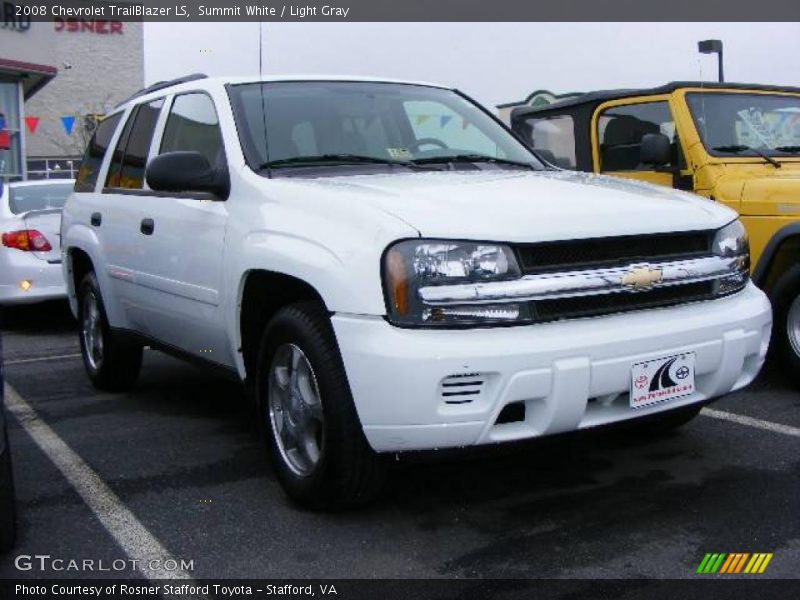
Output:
[
  {"xmin": 24, "ymin": 116, "xmax": 40, "ymax": 134},
  {"xmin": 440, "ymin": 115, "xmax": 452, "ymax": 128},
  {"xmin": 61, "ymin": 115, "xmax": 76, "ymax": 136}
]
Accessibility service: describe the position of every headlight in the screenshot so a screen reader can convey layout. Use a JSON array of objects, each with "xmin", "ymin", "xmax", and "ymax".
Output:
[
  {"xmin": 384, "ymin": 239, "xmax": 531, "ymax": 326},
  {"xmin": 712, "ymin": 220, "xmax": 750, "ymax": 295}
]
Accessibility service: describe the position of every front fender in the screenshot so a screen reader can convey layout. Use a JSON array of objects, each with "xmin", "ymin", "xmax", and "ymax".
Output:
[{"xmin": 752, "ymin": 221, "xmax": 800, "ymax": 288}]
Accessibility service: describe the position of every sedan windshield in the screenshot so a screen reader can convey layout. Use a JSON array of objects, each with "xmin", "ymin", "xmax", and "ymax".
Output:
[
  {"xmin": 227, "ymin": 81, "xmax": 542, "ymax": 173},
  {"xmin": 8, "ymin": 183, "xmax": 73, "ymax": 214},
  {"xmin": 686, "ymin": 92, "xmax": 800, "ymax": 157}
]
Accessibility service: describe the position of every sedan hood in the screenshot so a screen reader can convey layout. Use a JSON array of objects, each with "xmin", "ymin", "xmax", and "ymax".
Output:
[{"xmin": 298, "ymin": 169, "xmax": 735, "ymax": 242}]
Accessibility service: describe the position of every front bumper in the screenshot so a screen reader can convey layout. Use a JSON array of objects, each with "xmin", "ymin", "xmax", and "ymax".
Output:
[{"xmin": 332, "ymin": 283, "xmax": 772, "ymax": 452}]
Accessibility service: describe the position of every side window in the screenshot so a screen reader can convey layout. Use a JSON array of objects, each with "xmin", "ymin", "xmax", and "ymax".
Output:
[
  {"xmin": 104, "ymin": 109, "xmax": 137, "ymax": 188},
  {"xmin": 159, "ymin": 93, "xmax": 224, "ymax": 166},
  {"xmin": 597, "ymin": 101, "xmax": 676, "ymax": 171},
  {"xmin": 403, "ymin": 100, "xmax": 502, "ymax": 157},
  {"xmin": 74, "ymin": 112, "xmax": 123, "ymax": 192},
  {"xmin": 525, "ymin": 115, "xmax": 576, "ymax": 169},
  {"xmin": 113, "ymin": 99, "xmax": 164, "ymax": 189}
]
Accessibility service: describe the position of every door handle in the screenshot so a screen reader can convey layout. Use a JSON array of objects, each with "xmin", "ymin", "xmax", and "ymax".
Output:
[
  {"xmin": 140, "ymin": 218, "xmax": 155, "ymax": 236},
  {"xmin": 90, "ymin": 212, "xmax": 102, "ymax": 227}
]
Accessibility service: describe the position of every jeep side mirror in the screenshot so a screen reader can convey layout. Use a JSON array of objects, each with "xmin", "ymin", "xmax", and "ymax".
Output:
[
  {"xmin": 640, "ymin": 133, "xmax": 672, "ymax": 167},
  {"xmin": 146, "ymin": 151, "xmax": 229, "ymax": 199}
]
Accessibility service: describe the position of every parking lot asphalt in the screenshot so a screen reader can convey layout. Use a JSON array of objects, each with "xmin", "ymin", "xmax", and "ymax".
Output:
[{"xmin": 0, "ymin": 301, "xmax": 798, "ymax": 580}]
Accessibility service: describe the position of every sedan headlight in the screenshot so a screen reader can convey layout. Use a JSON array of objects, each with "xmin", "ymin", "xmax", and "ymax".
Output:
[
  {"xmin": 384, "ymin": 239, "xmax": 531, "ymax": 326},
  {"xmin": 712, "ymin": 220, "xmax": 750, "ymax": 295}
]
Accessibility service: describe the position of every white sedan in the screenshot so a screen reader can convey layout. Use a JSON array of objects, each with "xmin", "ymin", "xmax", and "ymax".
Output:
[{"xmin": 0, "ymin": 179, "xmax": 74, "ymax": 305}]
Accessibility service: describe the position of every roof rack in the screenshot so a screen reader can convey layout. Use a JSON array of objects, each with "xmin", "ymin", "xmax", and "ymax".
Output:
[{"xmin": 115, "ymin": 73, "xmax": 208, "ymax": 108}]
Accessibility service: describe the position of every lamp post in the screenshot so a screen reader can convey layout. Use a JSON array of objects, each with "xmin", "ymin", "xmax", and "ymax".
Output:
[{"xmin": 698, "ymin": 39, "xmax": 724, "ymax": 83}]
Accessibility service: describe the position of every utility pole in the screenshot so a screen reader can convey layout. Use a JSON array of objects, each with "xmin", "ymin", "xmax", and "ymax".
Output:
[{"xmin": 698, "ymin": 39, "xmax": 724, "ymax": 83}]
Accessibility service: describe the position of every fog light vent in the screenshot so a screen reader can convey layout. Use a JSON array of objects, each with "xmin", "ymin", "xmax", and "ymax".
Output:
[
  {"xmin": 496, "ymin": 401, "xmax": 526, "ymax": 424},
  {"xmin": 440, "ymin": 373, "xmax": 486, "ymax": 405}
]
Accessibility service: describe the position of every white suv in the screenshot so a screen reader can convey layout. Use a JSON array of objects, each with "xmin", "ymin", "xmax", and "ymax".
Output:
[{"xmin": 62, "ymin": 75, "xmax": 772, "ymax": 508}]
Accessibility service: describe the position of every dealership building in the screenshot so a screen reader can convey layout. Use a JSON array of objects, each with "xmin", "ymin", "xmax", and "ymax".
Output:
[{"xmin": 0, "ymin": 7, "xmax": 143, "ymax": 181}]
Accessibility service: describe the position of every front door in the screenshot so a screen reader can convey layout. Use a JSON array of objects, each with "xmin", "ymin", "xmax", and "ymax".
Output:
[
  {"xmin": 592, "ymin": 98, "xmax": 684, "ymax": 189},
  {"xmin": 128, "ymin": 92, "xmax": 232, "ymax": 367}
]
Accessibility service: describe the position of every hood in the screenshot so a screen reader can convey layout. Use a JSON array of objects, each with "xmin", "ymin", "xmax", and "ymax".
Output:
[
  {"xmin": 737, "ymin": 164, "xmax": 800, "ymax": 216},
  {"xmin": 290, "ymin": 169, "xmax": 735, "ymax": 243}
]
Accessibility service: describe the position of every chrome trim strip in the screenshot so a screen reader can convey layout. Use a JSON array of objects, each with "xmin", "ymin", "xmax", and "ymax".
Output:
[{"xmin": 418, "ymin": 256, "xmax": 744, "ymax": 305}]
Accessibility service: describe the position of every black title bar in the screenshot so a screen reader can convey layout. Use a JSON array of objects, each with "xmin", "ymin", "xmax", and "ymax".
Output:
[{"xmin": 4, "ymin": 0, "xmax": 800, "ymax": 22}]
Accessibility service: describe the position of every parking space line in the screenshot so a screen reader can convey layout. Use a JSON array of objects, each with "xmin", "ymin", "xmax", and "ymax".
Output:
[
  {"xmin": 702, "ymin": 407, "xmax": 800, "ymax": 438},
  {"xmin": 4, "ymin": 383, "xmax": 196, "ymax": 582},
  {"xmin": 5, "ymin": 353, "xmax": 83, "ymax": 366}
]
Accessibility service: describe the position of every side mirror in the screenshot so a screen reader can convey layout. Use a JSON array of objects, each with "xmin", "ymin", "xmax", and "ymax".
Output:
[
  {"xmin": 640, "ymin": 133, "xmax": 672, "ymax": 167},
  {"xmin": 146, "ymin": 151, "xmax": 229, "ymax": 199}
]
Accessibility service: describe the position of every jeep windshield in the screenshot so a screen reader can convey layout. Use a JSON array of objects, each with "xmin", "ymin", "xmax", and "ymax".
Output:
[
  {"xmin": 686, "ymin": 92, "xmax": 800, "ymax": 158},
  {"xmin": 227, "ymin": 81, "xmax": 543, "ymax": 174}
]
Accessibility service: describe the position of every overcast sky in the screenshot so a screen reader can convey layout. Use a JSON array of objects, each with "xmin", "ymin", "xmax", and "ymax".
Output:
[{"xmin": 144, "ymin": 22, "xmax": 800, "ymax": 108}]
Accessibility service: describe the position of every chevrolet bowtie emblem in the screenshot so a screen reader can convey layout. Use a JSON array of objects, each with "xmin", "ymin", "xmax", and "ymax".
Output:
[{"xmin": 621, "ymin": 265, "xmax": 663, "ymax": 289}]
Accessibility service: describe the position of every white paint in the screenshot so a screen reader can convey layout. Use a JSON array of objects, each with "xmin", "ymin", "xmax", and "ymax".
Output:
[
  {"xmin": 4, "ymin": 353, "xmax": 82, "ymax": 366},
  {"xmin": 3, "ymin": 384, "xmax": 195, "ymax": 581},
  {"xmin": 702, "ymin": 407, "xmax": 800, "ymax": 438},
  {"xmin": 144, "ymin": 22, "xmax": 800, "ymax": 109}
]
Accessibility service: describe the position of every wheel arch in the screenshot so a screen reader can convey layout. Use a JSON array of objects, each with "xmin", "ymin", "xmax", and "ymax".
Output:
[
  {"xmin": 237, "ymin": 269, "xmax": 329, "ymax": 384},
  {"xmin": 752, "ymin": 222, "xmax": 800, "ymax": 294}
]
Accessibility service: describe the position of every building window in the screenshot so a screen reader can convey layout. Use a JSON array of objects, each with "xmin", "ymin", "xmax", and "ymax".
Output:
[{"xmin": 0, "ymin": 81, "xmax": 23, "ymax": 181}]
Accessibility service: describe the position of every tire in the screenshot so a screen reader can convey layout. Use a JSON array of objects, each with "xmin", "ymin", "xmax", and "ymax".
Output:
[
  {"xmin": 769, "ymin": 265, "xmax": 800, "ymax": 387},
  {"xmin": 78, "ymin": 272, "xmax": 142, "ymax": 391},
  {"xmin": 0, "ymin": 429, "xmax": 16, "ymax": 553},
  {"xmin": 255, "ymin": 302, "xmax": 386, "ymax": 509}
]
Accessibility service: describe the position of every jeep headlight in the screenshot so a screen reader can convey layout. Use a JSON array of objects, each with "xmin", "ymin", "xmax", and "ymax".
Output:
[
  {"xmin": 384, "ymin": 239, "xmax": 531, "ymax": 326},
  {"xmin": 712, "ymin": 220, "xmax": 750, "ymax": 295}
]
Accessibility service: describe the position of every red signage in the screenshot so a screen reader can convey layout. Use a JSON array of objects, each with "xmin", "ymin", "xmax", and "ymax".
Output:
[{"xmin": 54, "ymin": 18, "xmax": 124, "ymax": 34}]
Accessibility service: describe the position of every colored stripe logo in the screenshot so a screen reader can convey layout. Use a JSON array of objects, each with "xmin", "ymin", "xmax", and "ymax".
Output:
[{"xmin": 697, "ymin": 552, "xmax": 773, "ymax": 574}]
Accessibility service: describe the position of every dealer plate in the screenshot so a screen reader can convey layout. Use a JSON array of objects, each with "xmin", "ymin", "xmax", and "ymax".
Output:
[{"xmin": 630, "ymin": 352, "xmax": 695, "ymax": 408}]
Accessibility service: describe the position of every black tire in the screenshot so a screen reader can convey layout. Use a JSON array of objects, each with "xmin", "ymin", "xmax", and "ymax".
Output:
[
  {"xmin": 769, "ymin": 265, "xmax": 800, "ymax": 387},
  {"xmin": 0, "ymin": 428, "xmax": 16, "ymax": 553},
  {"xmin": 78, "ymin": 272, "xmax": 142, "ymax": 391},
  {"xmin": 256, "ymin": 302, "xmax": 386, "ymax": 509}
]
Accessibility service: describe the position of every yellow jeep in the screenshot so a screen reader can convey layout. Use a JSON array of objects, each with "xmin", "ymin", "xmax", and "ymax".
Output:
[{"xmin": 511, "ymin": 82, "xmax": 800, "ymax": 382}]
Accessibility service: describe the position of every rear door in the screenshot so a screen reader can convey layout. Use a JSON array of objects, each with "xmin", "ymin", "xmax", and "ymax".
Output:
[
  {"xmin": 592, "ymin": 97, "xmax": 685, "ymax": 188},
  {"xmin": 99, "ymin": 97, "xmax": 166, "ymax": 333}
]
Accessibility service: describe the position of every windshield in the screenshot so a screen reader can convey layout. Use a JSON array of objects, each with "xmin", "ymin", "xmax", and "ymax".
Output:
[
  {"xmin": 686, "ymin": 92, "xmax": 800, "ymax": 157},
  {"xmin": 8, "ymin": 183, "xmax": 73, "ymax": 214},
  {"xmin": 228, "ymin": 81, "xmax": 542, "ymax": 172}
]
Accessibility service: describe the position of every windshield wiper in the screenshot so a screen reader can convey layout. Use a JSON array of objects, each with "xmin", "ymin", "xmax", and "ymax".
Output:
[
  {"xmin": 412, "ymin": 154, "xmax": 535, "ymax": 169},
  {"xmin": 712, "ymin": 144, "xmax": 781, "ymax": 169},
  {"xmin": 774, "ymin": 145, "xmax": 800, "ymax": 153},
  {"xmin": 260, "ymin": 154, "xmax": 416, "ymax": 169}
]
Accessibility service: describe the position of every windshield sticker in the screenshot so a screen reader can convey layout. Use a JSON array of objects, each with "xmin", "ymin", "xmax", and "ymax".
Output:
[
  {"xmin": 387, "ymin": 148, "xmax": 413, "ymax": 160},
  {"xmin": 737, "ymin": 109, "xmax": 800, "ymax": 149}
]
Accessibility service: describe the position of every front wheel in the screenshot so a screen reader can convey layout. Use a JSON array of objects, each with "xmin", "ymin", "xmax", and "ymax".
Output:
[
  {"xmin": 256, "ymin": 302, "xmax": 386, "ymax": 510},
  {"xmin": 78, "ymin": 272, "xmax": 143, "ymax": 391},
  {"xmin": 769, "ymin": 265, "xmax": 800, "ymax": 387}
]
